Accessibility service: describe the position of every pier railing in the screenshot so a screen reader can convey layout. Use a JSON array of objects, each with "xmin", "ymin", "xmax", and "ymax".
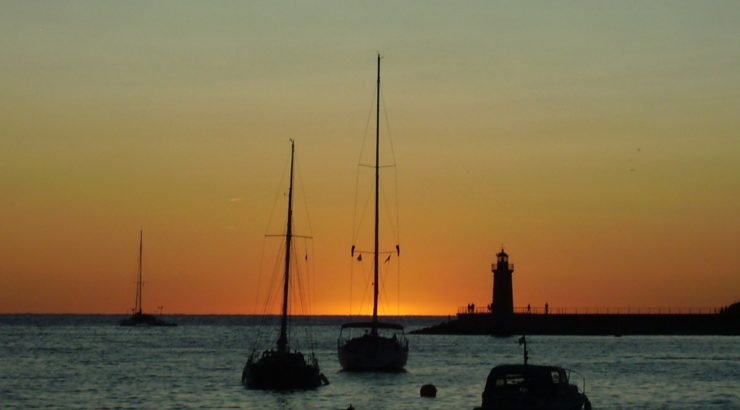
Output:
[{"xmin": 457, "ymin": 306, "xmax": 721, "ymax": 315}]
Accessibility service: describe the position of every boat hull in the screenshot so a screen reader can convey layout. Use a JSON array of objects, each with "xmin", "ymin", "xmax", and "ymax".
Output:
[
  {"xmin": 338, "ymin": 334, "xmax": 408, "ymax": 371},
  {"xmin": 119, "ymin": 313, "xmax": 176, "ymax": 327},
  {"xmin": 242, "ymin": 350, "xmax": 326, "ymax": 390},
  {"xmin": 477, "ymin": 396, "xmax": 589, "ymax": 410}
]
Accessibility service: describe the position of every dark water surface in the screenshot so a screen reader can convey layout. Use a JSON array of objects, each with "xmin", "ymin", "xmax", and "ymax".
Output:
[{"xmin": 1, "ymin": 315, "xmax": 738, "ymax": 409}]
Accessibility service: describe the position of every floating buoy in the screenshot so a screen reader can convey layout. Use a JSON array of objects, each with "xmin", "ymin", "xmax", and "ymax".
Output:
[{"xmin": 420, "ymin": 384, "xmax": 437, "ymax": 398}]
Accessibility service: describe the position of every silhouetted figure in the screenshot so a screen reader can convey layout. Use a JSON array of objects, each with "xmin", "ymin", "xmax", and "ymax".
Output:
[
  {"xmin": 545, "ymin": 303, "xmax": 549, "ymax": 315},
  {"xmin": 471, "ymin": 303, "xmax": 476, "ymax": 313},
  {"xmin": 527, "ymin": 304, "xmax": 531, "ymax": 314},
  {"xmin": 420, "ymin": 384, "xmax": 437, "ymax": 398}
]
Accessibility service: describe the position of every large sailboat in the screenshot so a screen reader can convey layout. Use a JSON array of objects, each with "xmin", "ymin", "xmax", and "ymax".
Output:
[
  {"xmin": 337, "ymin": 55, "xmax": 409, "ymax": 372},
  {"xmin": 120, "ymin": 231, "xmax": 176, "ymax": 327},
  {"xmin": 242, "ymin": 140, "xmax": 328, "ymax": 390}
]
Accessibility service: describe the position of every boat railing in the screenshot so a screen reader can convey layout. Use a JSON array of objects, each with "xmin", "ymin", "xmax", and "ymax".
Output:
[
  {"xmin": 457, "ymin": 306, "xmax": 721, "ymax": 315},
  {"xmin": 566, "ymin": 368, "xmax": 586, "ymax": 394}
]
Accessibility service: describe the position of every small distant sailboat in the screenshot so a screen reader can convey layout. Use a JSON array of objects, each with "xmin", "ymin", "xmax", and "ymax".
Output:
[
  {"xmin": 120, "ymin": 231, "xmax": 176, "ymax": 327},
  {"xmin": 242, "ymin": 140, "xmax": 328, "ymax": 390},
  {"xmin": 337, "ymin": 55, "xmax": 409, "ymax": 372}
]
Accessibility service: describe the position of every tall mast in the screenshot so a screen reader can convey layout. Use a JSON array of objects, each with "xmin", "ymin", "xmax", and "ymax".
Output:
[
  {"xmin": 277, "ymin": 140, "xmax": 295, "ymax": 353},
  {"xmin": 135, "ymin": 230, "xmax": 143, "ymax": 314},
  {"xmin": 372, "ymin": 54, "xmax": 381, "ymax": 332}
]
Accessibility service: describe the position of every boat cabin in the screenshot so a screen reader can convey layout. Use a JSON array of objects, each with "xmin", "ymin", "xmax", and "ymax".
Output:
[
  {"xmin": 479, "ymin": 364, "xmax": 590, "ymax": 410},
  {"xmin": 337, "ymin": 321, "xmax": 409, "ymax": 371},
  {"xmin": 338, "ymin": 322, "xmax": 407, "ymax": 345}
]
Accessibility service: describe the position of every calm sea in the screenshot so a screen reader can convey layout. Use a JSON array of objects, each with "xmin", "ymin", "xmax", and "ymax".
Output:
[{"xmin": 0, "ymin": 315, "xmax": 738, "ymax": 409}]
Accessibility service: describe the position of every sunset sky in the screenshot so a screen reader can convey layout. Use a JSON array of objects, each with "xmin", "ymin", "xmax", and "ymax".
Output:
[{"xmin": 2, "ymin": 1, "xmax": 739, "ymax": 315}]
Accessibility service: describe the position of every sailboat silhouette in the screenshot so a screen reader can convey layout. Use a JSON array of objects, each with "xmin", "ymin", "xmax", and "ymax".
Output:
[
  {"xmin": 337, "ymin": 55, "xmax": 409, "ymax": 372},
  {"xmin": 242, "ymin": 140, "xmax": 328, "ymax": 389}
]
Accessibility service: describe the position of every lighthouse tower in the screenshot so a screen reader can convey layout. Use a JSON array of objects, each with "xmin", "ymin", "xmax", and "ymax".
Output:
[{"xmin": 492, "ymin": 248, "xmax": 514, "ymax": 316}]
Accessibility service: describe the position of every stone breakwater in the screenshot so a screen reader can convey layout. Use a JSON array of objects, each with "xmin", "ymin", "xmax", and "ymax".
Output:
[{"xmin": 411, "ymin": 311, "xmax": 740, "ymax": 336}]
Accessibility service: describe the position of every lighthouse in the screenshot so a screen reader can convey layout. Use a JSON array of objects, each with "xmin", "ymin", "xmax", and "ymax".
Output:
[{"xmin": 492, "ymin": 248, "xmax": 514, "ymax": 316}]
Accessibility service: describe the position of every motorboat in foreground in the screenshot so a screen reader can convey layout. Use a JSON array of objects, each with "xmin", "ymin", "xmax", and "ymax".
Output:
[{"xmin": 475, "ymin": 336, "xmax": 591, "ymax": 410}]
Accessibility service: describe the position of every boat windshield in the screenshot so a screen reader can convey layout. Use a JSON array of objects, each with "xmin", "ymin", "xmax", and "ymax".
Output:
[
  {"xmin": 487, "ymin": 366, "xmax": 572, "ymax": 394},
  {"xmin": 494, "ymin": 373, "xmax": 526, "ymax": 389}
]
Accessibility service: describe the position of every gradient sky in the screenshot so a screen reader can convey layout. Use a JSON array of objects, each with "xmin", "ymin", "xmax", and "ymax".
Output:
[{"xmin": 2, "ymin": 1, "xmax": 739, "ymax": 314}]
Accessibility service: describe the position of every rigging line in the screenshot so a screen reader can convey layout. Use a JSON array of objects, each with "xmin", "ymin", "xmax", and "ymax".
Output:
[
  {"xmin": 286, "ymin": 239, "xmax": 304, "ymax": 349},
  {"xmin": 257, "ymin": 151, "xmax": 292, "ymax": 317},
  {"xmin": 261, "ymin": 237, "xmax": 285, "ymax": 316},
  {"xmin": 307, "ymin": 237, "xmax": 315, "ymax": 319},
  {"xmin": 350, "ymin": 72, "xmax": 382, "ymax": 317},
  {"xmin": 380, "ymin": 181, "xmax": 399, "ymax": 239},
  {"xmin": 379, "ymin": 260, "xmax": 393, "ymax": 317},
  {"xmin": 294, "ymin": 242, "xmax": 309, "ymax": 351},
  {"xmin": 356, "ymin": 257, "xmax": 373, "ymax": 317},
  {"xmin": 254, "ymin": 151, "xmax": 290, "ymax": 319},
  {"xmin": 296, "ymin": 242, "xmax": 311, "ymax": 320},
  {"xmin": 381, "ymin": 83, "xmax": 402, "ymax": 261},
  {"xmin": 251, "ymin": 234, "xmax": 268, "ymax": 316},
  {"xmin": 397, "ymin": 253, "xmax": 401, "ymax": 317},
  {"xmin": 294, "ymin": 154, "xmax": 315, "ymax": 240},
  {"xmin": 352, "ymin": 80, "xmax": 379, "ymax": 242},
  {"xmin": 351, "ymin": 165, "xmax": 362, "ymax": 246},
  {"xmin": 252, "ymin": 237, "xmax": 286, "ymax": 352},
  {"xmin": 393, "ymin": 154, "xmax": 401, "ymax": 316},
  {"xmin": 292, "ymin": 154, "xmax": 317, "ymax": 345},
  {"xmin": 290, "ymin": 243, "xmax": 305, "ymax": 350},
  {"xmin": 351, "ymin": 165, "xmax": 370, "ymax": 243},
  {"xmin": 259, "ymin": 245, "xmax": 278, "ymax": 315},
  {"xmin": 356, "ymin": 83, "xmax": 378, "ymax": 165},
  {"xmin": 264, "ymin": 151, "xmax": 292, "ymax": 238},
  {"xmin": 306, "ymin": 237, "xmax": 317, "ymax": 352},
  {"xmin": 381, "ymin": 85, "xmax": 398, "ymax": 168},
  {"xmin": 353, "ymin": 258, "xmax": 363, "ymax": 317},
  {"xmin": 296, "ymin": 242, "xmax": 315, "ymax": 353},
  {"xmin": 353, "ymin": 179, "xmax": 374, "ymax": 243},
  {"xmin": 393, "ymin": 160, "xmax": 401, "ymax": 242}
]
